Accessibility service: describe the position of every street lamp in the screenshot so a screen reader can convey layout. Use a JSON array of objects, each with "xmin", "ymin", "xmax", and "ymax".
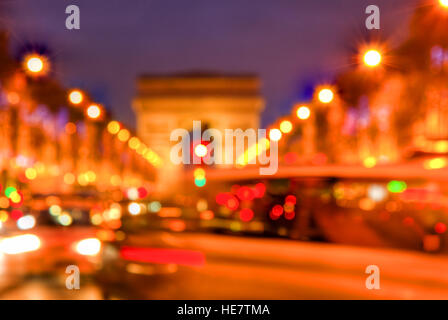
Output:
[
  {"xmin": 296, "ymin": 105, "xmax": 311, "ymax": 120},
  {"xmin": 86, "ymin": 104, "xmax": 102, "ymax": 120},
  {"xmin": 107, "ymin": 121, "xmax": 121, "ymax": 134},
  {"xmin": 117, "ymin": 128, "xmax": 130, "ymax": 142},
  {"xmin": 68, "ymin": 89, "xmax": 84, "ymax": 105},
  {"xmin": 363, "ymin": 49, "xmax": 382, "ymax": 68},
  {"xmin": 317, "ymin": 88, "xmax": 334, "ymax": 104},
  {"xmin": 23, "ymin": 53, "xmax": 49, "ymax": 76},
  {"xmin": 269, "ymin": 128, "xmax": 282, "ymax": 141},
  {"xmin": 279, "ymin": 120, "xmax": 293, "ymax": 133}
]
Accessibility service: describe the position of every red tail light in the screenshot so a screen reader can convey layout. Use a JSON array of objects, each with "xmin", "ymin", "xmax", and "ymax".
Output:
[{"xmin": 120, "ymin": 246, "xmax": 205, "ymax": 267}]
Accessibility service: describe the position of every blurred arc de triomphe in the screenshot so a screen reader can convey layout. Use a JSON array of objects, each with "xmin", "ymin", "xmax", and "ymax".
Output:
[{"xmin": 133, "ymin": 72, "xmax": 264, "ymax": 196}]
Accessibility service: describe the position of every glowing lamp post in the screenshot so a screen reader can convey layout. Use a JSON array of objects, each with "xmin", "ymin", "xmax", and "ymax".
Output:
[
  {"xmin": 279, "ymin": 120, "xmax": 293, "ymax": 134},
  {"xmin": 68, "ymin": 90, "xmax": 84, "ymax": 105},
  {"xmin": 86, "ymin": 104, "xmax": 102, "ymax": 120},
  {"xmin": 317, "ymin": 88, "xmax": 334, "ymax": 104},
  {"xmin": 269, "ymin": 128, "xmax": 282, "ymax": 142},
  {"xmin": 296, "ymin": 105, "xmax": 311, "ymax": 120},
  {"xmin": 23, "ymin": 54, "xmax": 49, "ymax": 77},
  {"xmin": 363, "ymin": 49, "xmax": 382, "ymax": 68}
]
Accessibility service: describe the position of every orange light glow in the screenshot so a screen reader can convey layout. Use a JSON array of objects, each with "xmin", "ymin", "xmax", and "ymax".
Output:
[
  {"xmin": 65, "ymin": 122, "xmax": 77, "ymax": 135},
  {"xmin": 107, "ymin": 121, "xmax": 121, "ymax": 134},
  {"xmin": 117, "ymin": 129, "xmax": 130, "ymax": 142}
]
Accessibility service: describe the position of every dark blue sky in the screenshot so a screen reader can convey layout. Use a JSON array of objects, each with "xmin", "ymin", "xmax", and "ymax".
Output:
[{"xmin": 4, "ymin": 0, "xmax": 414, "ymax": 128}]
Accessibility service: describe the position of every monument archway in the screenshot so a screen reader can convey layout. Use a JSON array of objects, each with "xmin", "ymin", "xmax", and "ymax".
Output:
[{"xmin": 133, "ymin": 72, "xmax": 264, "ymax": 196}]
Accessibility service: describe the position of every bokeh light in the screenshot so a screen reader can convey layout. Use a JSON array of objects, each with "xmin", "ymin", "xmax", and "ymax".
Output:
[
  {"xmin": 194, "ymin": 144, "xmax": 208, "ymax": 158},
  {"xmin": 317, "ymin": 88, "xmax": 334, "ymax": 104},
  {"xmin": 23, "ymin": 54, "xmax": 48, "ymax": 76},
  {"xmin": 269, "ymin": 129, "xmax": 282, "ymax": 141},
  {"xmin": 107, "ymin": 121, "xmax": 121, "ymax": 134},
  {"xmin": 363, "ymin": 49, "xmax": 382, "ymax": 67},
  {"xmin": 279, "ymin": 120, "xmax": 293, "ymax": 133},
  {"xmin": 296, "ymin": 106, "xmax": 311, "ymax": 120},
  {"xmin": 68, "ymin": 90, "xmax": 83, "ymax": 105},
  {"xmin": 86, "ymin": 104, "xmax": 102, "ymax": 119}
]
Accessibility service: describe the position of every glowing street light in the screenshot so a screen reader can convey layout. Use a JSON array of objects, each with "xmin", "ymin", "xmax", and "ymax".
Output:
[
  {"xmin": 194, "ymin": 144, "xmax": 208, "ymax": 158},
  {"xmin": 440, "ymin": 0, "xmax": 448, "ymax": 8},
  {"xmin": 86, "ymin": 104, "xmax": 102, "ymax": 120},
  {"xmin": 23, "ymin": 54, "xmax": 49, "ymax": 76},
  {"xmin": 317, "ymin": 88, "xmax": 334, "ymax": 104},
  {"xmin": 68, "ymin": 90, "xmax": 84, "ymax": 105},
  {"xmin": 363, "ymin": 49, "xmax": 382, "ymax": 67},
  {"xmin": 269, "ymin": 128, "xmax": 282, "ymax": 141},
  {"xmin": 296, "ymin": 105, "xmax": 311, "ymax": 120},
  {"xmin": 117, "ymin": 128, "xmax": 130, "ymax": 142},
  {"xmin": 279, "ymin": 120, "xmax": 293, "ymax": 133},
  {"xmin": 107, "ymin": 121, "xmax": 121, "ymax": 134}
]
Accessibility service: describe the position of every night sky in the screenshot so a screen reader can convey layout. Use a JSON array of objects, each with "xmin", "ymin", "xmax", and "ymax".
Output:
[{"xmin": 4, "ymin": 0, "xmax": 414, "ymax": 128}]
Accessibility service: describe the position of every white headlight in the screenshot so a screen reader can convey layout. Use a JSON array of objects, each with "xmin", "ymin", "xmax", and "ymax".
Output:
[
  {"xmin": 76, "ymin": 238, "xmax": 101, "ymax": 256},
  {"xmin": 17, "ymin": 215, "xmax": 36, "ymax": 230},
  {"xmin": 0, "ymin": 234, "xmax": 41, "ymax": 254}
]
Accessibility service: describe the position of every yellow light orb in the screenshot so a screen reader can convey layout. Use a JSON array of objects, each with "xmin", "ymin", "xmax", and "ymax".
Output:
[
  {"xmin": 117, "ymin": 129, "xmax": 130, "ymax": 142},
  {"xmin": 58, "ymin": 213, "xmax": 73, "ymax": 226},
  {"xmin": 68, "ymin": 90, "xmax": 83, "ymax": 105},
  {"xmin": 279, "ymin": 120, "xmax": 293, "ymax": 133},
  {"xmin": 440, "ymin": 0, "xmax": 448, "ymax": 8},
  {"xmin": 77, "ymin": 174, "xmax": 89, "ymax": 186},
  {"xmin": 86, "ymin": 171, "xmax": 96, "ymax": 182},
  {"xmin": 107, "ymin": 121, "xmax": 120, "ymax": 134},
  {"xmin": 9, "ymin": 192, "xmax": 21, "ymax": 204},
  {"xmin": 363, "ymin": 49, "xmax": 382, "ymax": 67},
  {"xmin": 194, "ymin": 168, "xmax": 206, "ymax": 179},
  {"xmin": 269, "ymin": 128, "xmax": 282, "ymax": 142},
  {"xmin": 363, "ymin": 156, "xmax": 377, "ymax": 168},
  {"xmin": 194, "ymin": 144, "xmax": 208, "ymax": 158},
  {"xmin": 424, "ymin": 157, "xmax": 447, "ymax": 170},
  {"xmin": 25, "ymin": 168, "xmax": 37, "ymax": 180},
  {"xmin": 128, "ymin": 137, "xmax": 141, "ymax": 150},
  {"xmin": 296, "ymin": 106, "xmax": 311, "ymax": 120},
  {"xmin": 86, "ymin": 104, "xmax": 101, "ymax": 119},
  {"xmin": 318, "ymin": 88, "xmax": 334, "ymax": 104}
]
